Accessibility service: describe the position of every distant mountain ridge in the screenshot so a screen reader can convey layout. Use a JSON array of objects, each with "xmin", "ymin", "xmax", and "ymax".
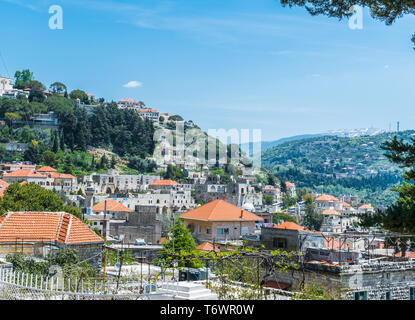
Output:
[
  {"xmin": 260, "ymin": 129, "xmax": 415, "ymax": 206},
  {"xmin": 241, "ymin": 128, "xmax": 390, "ymax": 155}
]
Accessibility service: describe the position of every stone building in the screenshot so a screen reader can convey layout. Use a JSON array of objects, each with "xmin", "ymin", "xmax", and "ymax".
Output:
[
  {"xmin": 272, "ymin": 252, "xmax": 415, "ymax": 300},
  {"xmin": 260, "ymin": 222, "xmax": 325, "ymax": 252},
  {"xmin": 79, "ymin": 170, "xmax": 161, "ymax": 194},
  {"xmin": 180, "ymin": 199, "xmax": 263, "ymax": 243},
  {"xmin": 0, "ymin": 211, "xmax": 104, "ymax": 268},
  {"xmin": 109, "ymin": 205, "xmax": 162, "ymax": 244}
]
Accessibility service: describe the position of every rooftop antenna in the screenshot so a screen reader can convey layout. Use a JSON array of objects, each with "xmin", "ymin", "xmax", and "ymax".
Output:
[{"xmin": 397, "ymin": 121, "xmax": 400, "ymax": 133}]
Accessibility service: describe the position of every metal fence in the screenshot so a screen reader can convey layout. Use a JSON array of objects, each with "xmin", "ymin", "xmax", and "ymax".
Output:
[{"xmin": 0, "ymin": 267, "xmax": 161, "ymax": 300}]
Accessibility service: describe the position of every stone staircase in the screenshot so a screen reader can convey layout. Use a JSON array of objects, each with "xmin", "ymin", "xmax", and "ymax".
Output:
[{"xmin": 154, "ymin": 281, "xmax": 217, "ymax": 300}]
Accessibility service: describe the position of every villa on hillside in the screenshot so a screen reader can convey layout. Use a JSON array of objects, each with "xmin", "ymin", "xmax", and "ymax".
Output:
[{"xmin": 180, "ymin": 199, "xmax": 263, "ymax": 243}]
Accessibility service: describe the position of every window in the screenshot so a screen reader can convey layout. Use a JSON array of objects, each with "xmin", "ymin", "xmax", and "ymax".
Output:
[
  {"xmin": 410, "ymin": 288, "xmax": 415, "ymax": 300},
  {"xmin": 217, "ymin": 227, "xmax": 229, "ymax": 236},
  {"xmin": 273, "ymin": 237, "xmax": 287, "ymax": 249},
  {"xmin": 385, "ymin": 292, "xmax": 391, "ymax": 300},
  {"xmin": 354, "ymin": 291, "xmax": 367, "ymax": 300},
  {"xmin": 206, "ymin": 228, "xmax": 211, "ymax": 234}
]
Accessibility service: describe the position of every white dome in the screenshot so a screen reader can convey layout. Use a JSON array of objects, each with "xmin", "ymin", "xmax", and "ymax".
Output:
[{"xmin": 242, "ymin": 202, "xmax": 255, "ymax": 212}]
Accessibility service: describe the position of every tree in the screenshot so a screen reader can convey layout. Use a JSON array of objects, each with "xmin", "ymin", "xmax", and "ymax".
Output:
[
  {"xmin": 302, "ymin": 196, "xmax": 323, "ymax": 231},
  {"xmin": 14, "ymin": 69, "xmax": 33, "ymax": 89},
  {"xmin": 50, "ymin": 82, "xmax": 67, "ymax": 95},
  {"xmin": 273, "ymin": 212, "xmax": 297, "ymax": 224},
  {"xmin": 164, "ymin": 219, "xmax": 196, "ymax": 251},
  {"xmin": 359, "ymin": 136, "xmax": 415, "ymax": 242},
  {"xmin": 23, "ymin": 140, "xmax": 44, "ymax": 164},
  {"xmin": 280, "ymin": 0, "xmax": 415, "ymax": 49},
  {"xmin": 264, "ymin": 195, "xmax": 274, "ymax": 205},
  {"xmin": 28, "ymin": 80, "xmax": 46, "ymax": 103},
  {"xmin": 0, "ymin": 183, "xmax": 81, "ymax": 218},
  {"xmin": 42, "ymin": 150, "xmax": 59, "ymax": 167},
  {"xmin": 69, "ymin": 89, "xmax": 88, "ymax": 104}
]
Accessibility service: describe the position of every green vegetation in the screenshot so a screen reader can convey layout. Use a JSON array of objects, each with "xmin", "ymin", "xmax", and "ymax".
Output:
[
  {"xmin": 279, "ymin": 0, "xmax": 415, "ymax": 49},
  {"xmin": 360, "ymin": 136, "xmax": 415, "ymax": 242},
  {"xmin": 273, "ymin": 212, "xmax": 297, "ymax": 224},
  {"xmin": 0, "ymin": 183, "xmax": 81, "ymax": 218},
  {"xmin": 262, "ymin": 132, "xmax": 414, "ymax": 206},
  {"xmin": 0, "ymin": 69, "xmax": 156, "ymax": 174},
  {"xmin": 6, "ymin": 248, "xmax": 97, "ymax": 278},
  {"xmin": 301, "ymin": 194, "xmax": 323, "ymax": 231}
]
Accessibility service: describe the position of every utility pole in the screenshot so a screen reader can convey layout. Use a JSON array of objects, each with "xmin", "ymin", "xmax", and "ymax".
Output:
[{"xmin": 103, "ymin": 199, "xmax": 107, "ymax": 239}]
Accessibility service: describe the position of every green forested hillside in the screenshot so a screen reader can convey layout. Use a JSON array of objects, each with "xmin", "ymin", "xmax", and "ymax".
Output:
[{"xmin": 261, "ymin": 131, "xmax": 415, "ymax": 206}]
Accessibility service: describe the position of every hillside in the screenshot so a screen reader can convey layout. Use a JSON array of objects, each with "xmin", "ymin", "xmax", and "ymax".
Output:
[{"xmin": 261, "ymin": 130, "xmax": 415, "ymax": 206}]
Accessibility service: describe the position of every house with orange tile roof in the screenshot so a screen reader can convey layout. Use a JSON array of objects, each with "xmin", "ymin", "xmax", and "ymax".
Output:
[
  {"xmin": 284, "ymin": 181, "xmax": 296, "ymax": 198},
  {"xmin": 0, "ymin": 163, "xmax": 37, "ymax": 172},
  {"xmin": 180, "ymin": 199, "xmax": 263, "ymax": 242},
  {"xmin": 90, "ymin": 199, "xmax": 133, "ymax": 235},
  {"xmin": 358, "ymin": 203, "xmax": 375, "ymax": 214},
  {"xmin": 2, "ymin": 169, "xmax": 49, "ymax": 184},
  {"xmin": 1, "ymin": 166, "xmax": 76, "ymax": 192},
  {"xmin": 261, "ymin": 221, "xmax": 325, "ymax": 252},
  {"xmin": 37, "ymin": 166, "xmax": 58, "ymax": 173},
  {"xmin": 149, "ymin": 179, "xmax": 180, "ymax": 190},
  {"xmin": 0, "ymin": 211, "xmax": 104, "ymax": 267},
  {"xmin": 140, "ymin": 108, "xmax": 159, "ymax": 122},
  {"xmin": 314, "ymin": 194, "xmax": 342, "ymax": 212}
]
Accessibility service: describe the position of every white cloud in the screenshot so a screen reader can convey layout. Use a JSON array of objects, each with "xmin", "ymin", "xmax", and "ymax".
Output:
[{"xmin": 123, "ymin": 81, "xmax": 142, "ymax": 88}]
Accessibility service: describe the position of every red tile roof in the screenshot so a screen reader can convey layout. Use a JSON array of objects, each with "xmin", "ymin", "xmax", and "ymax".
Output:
[
  {"xmin": 196, "ymin": 241, "xmax": 220, "ymax": 252},
  {"xmin": 315, "ymin": 194, "xmax": 339, "ymax": 202},
  {"xmin": 47, "ymin": 172, "xmax": 76, "ymax": 179},
  {"xmin": 140, "ymin": 108, "xmax": 158, "ymax": 113},
  {"xmin": 3, "ymin": 169, "xmax": 46, "ymax": 178},
  {"xmin": 180, "ymin": 199, "xmax": 263, "ymax": 222},
  {"xmin": 0, "ymin": 212, "xmax": 103, "ymax": 245},
  {"xmin": 274, "ymin": 221, "xmax": 308, "ymax": 231},
  {"xmin": 150, "ymin": 179, "xmax": 179, "ymax": 186},
  {"xmin": 359, "ymin": 204, "xmax": 373, "ymax": 209},
  {"xmin": 92, "ymin": 199, "xmax": 132, "ymax": 212},
  {"xmin": 37, "ymin": 166, "xmax": 57, "ymax": 172},
  {"xmin": 321, "ymin": 209, "xmax": 341, "ymax": 216}
]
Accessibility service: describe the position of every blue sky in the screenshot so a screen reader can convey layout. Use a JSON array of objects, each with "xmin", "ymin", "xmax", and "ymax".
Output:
[{"xmin": 1, "ymin": 0, "xmax": 415, "ymax": 141}]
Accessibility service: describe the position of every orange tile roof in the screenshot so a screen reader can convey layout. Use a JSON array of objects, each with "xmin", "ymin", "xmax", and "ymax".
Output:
[
  {"xmin": 196, "ymin": 241, "xmax": 220, "ymax": 252},
  {"xmin": 359, "ymin": 204, "xmax": 373, "ymax": 209},
  {"xmin": 92, "ymin": 199, "xmax": 132, "ymax": 212},
  {"xmin": 285, "ymin": 181, "xmax": 295, "ymax": 187},
  {"xmin": 0, "ymin": 212, "xmax": 103, "ymax": 245},
  {"xmin": 0, "ymin": 179, "xmax": 9, "ymax": 197},
  {"xmin": 3, "ymin": 169, "xmax": 46, "ymax": 178},
  {"xmin": 342, "ymin": 202, "xmax": 351, "ymax": 207},
  {"xmin": 274, "ymin": 221, "xmax": 308, "ymax": 231},
  {"xmin": 321, "ymin": 209, "xmax": 341, "ymax": 216},
  {"xmin": 47, "ymin": 172, "xmax": 76, "ymax": 179},
  {"xmin": 140, "ymin": 108, "xmax": 158, "ymax": 114},
  {"xmin": 150, "ymin": 179, "xmax": 179, "ymax": 186},
  {"xmin": 37, "ymin": 166, "xmax": 57, "ymax": 172},
  {"xmin": 315, "ymin": 194, "xmax": 339, "ymax": 202},
  {"xmin": 3, "ymin": 164, "xmax": 36, "ymax": 168},
  {"xmin": 180, "ymin": 199, "xmax": 263, "ymax": 221}
]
